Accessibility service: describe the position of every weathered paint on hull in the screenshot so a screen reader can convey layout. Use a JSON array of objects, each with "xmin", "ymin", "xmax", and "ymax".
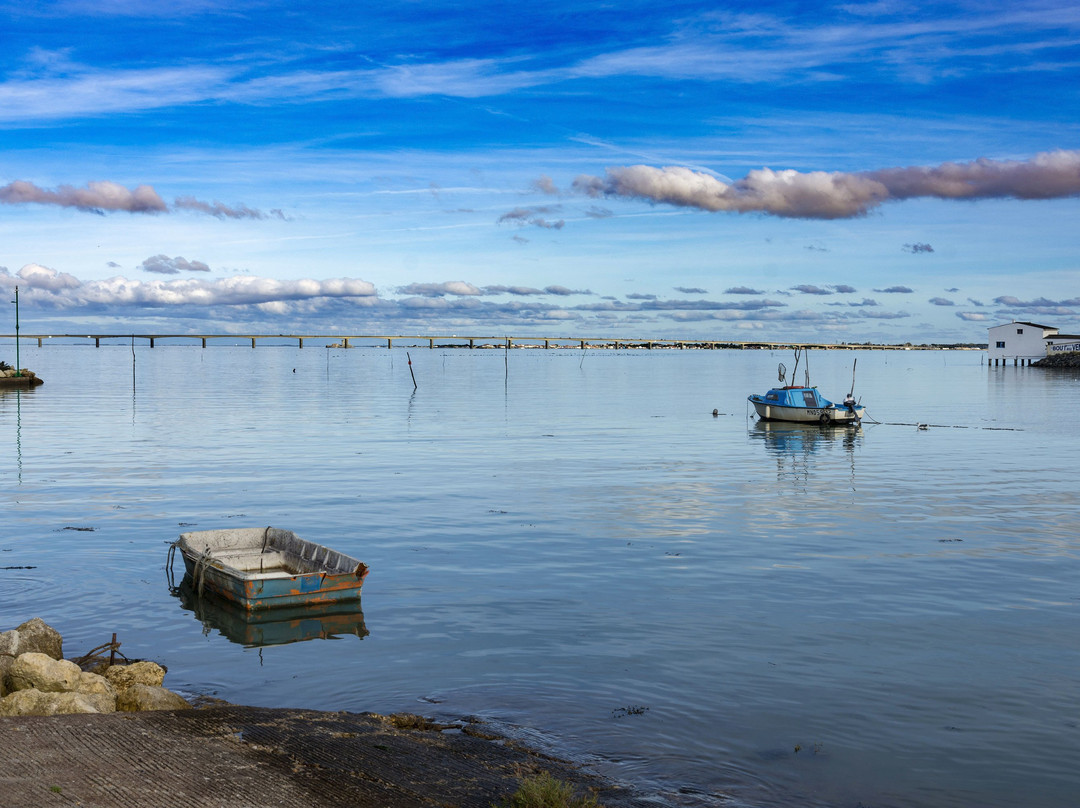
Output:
[{"xmin": 179, "ymin": 552, "xmax": 365, "ymax": 610}]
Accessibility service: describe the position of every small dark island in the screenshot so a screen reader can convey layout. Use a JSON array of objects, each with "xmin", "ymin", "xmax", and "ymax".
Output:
[{"xmin": 0, "ymin": 361, "xmax": 43, "ymax": 387}]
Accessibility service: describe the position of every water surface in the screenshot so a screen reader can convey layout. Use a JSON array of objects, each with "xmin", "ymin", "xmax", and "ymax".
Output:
[{"xmin": 2, "ymin": 345, "xmax": 1077, "ymax": 807}]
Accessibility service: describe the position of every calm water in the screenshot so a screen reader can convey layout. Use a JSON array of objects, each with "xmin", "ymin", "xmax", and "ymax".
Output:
[{"xmin": 2, "ymin": 344, "xmax": 1078, "ymax": 808}]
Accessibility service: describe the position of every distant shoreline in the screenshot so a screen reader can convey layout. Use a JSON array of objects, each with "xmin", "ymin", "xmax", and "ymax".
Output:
[{"xmin": 0, "ymin": 333, "xmax": 988, "ymax": 351}]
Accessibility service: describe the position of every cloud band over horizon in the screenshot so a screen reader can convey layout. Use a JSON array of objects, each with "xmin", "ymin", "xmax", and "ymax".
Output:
[
  {"xmin": 0, "ymin": 179, "xmax": 283, "ymax": 219},
  {"xmin": 571, "ymin": 150, "xmax": 1080, "ymax": 220}
]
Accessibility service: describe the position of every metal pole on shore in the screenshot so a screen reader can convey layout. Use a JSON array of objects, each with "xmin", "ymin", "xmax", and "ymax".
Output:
[{"xmin": 12, "ymin": 286, "xmax": 20, "ymax": 377}]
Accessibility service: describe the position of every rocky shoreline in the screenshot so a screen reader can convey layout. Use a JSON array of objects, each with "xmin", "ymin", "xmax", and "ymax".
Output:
[
  {"xmin": 1, "ymin": 617, "xmax": 191, "ymax": 712},
  {"xmin": 0, "ymin": 618, "xmax": 189, "ymax": 715},
  {"xmin": 0, "ymin": 365, "xmax": 43, "ymax": 387},
  {"xmin": 1, "ymin": 619, "xmax": 667, "ymax": 807},
  {"xmin": 1032, "ymin": 351, "xmax": 1080, "ymax": 368}
]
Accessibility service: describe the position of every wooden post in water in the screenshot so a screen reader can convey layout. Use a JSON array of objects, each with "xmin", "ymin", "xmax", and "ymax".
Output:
[{"xmin": 251, "ymin": 337, "xmax": 256, "ymax": 348}]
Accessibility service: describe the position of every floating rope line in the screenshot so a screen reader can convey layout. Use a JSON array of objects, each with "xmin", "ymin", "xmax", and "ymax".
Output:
[{"xmin": 860, "ymin": 412, "xmax": 1022, "ymax": 431}]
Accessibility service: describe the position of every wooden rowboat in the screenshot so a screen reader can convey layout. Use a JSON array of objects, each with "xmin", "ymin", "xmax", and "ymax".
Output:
[{"xmin": 171, "ymin": 527, "xmax": 368, "ymax": 611}]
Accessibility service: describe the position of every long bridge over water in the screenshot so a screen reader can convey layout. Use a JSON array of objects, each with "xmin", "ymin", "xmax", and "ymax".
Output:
[{"xmin": 0, "ymin": 333, "xmax": 979, "ymax": 351}]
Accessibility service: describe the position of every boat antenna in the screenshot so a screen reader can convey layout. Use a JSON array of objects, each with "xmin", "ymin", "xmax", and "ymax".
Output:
[
  {"xmin": 790, "ymin": 347, "xmax": 801, "ymax": 386},
  {"xmin": 849, "ymin": 357, "xmax": 857, "ymax": 397},
  {"xmin": 804, "ymin": 347, "xmax": 811, "ymax": 387}
]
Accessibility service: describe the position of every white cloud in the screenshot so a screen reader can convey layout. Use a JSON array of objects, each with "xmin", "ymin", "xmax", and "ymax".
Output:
[
  {"xmin": 5, "ymin": 265, "xmax": 375, "ymax": 309},
  {"xmin": 396, "ymin": 281, "xmax": 483, "ymax": 297},
  {"xmin": 141, "ymin": 255, "xmax": 211, "ymax": 274},
  {"xmin": 0, "ymin": 179, "xmax": 166, "ymax": 213},
  {"xmin": 572, "ymin": 150, "xmax": 1080, "ymax": 220},
  {"xmin": 0, "ymin": 179, "xmax": 283, "ymax": 219}
]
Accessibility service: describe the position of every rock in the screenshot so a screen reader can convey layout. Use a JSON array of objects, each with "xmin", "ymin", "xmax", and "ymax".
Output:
[
  {"xmin": 15, "ymin": 618, "xmax": 63, "ymax": 659},
  {"xmin": 51, "ymin": 691, "xmax": 117, "ymax": 715},
  {"xmin": 1032, "ymin": 352, "xmax": 1080, "ymax": 368},
  {"xmin": 105, "ymin": 660, "xmax": 166, "ymax": 691},
  {"xmin": 116, "ymin": 684, "xmax": 191, "ymax": 712},
  {"xmin": 0, "ymin": 630, "xmax": 18, "ymax": 697},
  {"xmin": 0, "ymin": 688, "xmax": 115, "ymax": 716},
  {"xmin": 8, "ymin": 653, "xmax": 82, "ymax": 693},
  {"xmin": 0, "ymin": 688, "xmax": 47, "ymax": 715},
  {"xmin": 0, "ymin": 629, "xmax": 19, "ymax": 658},
  {"xmin": 75, "ymin": 671, "xmax": 116, "ymax": 699}
]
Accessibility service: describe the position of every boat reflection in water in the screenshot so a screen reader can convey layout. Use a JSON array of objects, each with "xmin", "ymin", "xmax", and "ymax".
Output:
[
  {"xmin": 749, "ymin": 420, "xmax": 862, "ymax": 489},
  {"xmin": 173, "ymin": 577, "xmax": 368, "ymax": 648}
]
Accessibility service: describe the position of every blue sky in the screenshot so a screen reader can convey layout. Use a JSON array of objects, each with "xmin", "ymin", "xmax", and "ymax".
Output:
[{"xmin": 1, "ymin": 0, "xmax": 1078, "ymax": 342}]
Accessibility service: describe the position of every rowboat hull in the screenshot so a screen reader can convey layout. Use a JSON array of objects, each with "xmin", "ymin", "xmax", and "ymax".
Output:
[{"xmin": 174, "ymin": 527, "xmax": 368, "ymax": 611}]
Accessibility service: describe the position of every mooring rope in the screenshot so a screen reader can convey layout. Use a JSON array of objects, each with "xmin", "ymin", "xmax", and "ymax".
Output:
[
  {"xmin": 165, "ymin": 541, "xmax": 178, "ymax": 590},
  {"xmin": 193, "ymin": 546, "xmax": 214, "ymax": 598},
  {"xmin": 857, "ymin": 411, "xmax": 1021, "ymax": 431}
]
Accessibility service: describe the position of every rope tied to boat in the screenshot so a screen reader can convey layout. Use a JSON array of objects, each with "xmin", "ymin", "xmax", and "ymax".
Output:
[
  {"xmin": 193, "ymin": 546, "xmax": 214, "ymax": 599},
  {"xmin": 165, "ymin": 541, "xmax": 179, "ymax": 591}
]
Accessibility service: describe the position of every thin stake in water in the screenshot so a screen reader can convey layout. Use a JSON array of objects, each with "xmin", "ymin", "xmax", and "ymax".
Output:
[{"xmin": 11, "ymin": 285, "xmax": 20, "ymax": 377}]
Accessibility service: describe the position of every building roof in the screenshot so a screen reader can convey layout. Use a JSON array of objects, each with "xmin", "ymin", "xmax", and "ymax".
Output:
[
  {"xmin": 1045, "ymin": 334, "xmax": 1080, "ymax": 340},
  {"xmin": 989, "ymin": 320, "xmax": 1057, "ymax": 331}
]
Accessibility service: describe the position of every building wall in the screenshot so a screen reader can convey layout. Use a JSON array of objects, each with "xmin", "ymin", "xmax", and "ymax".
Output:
[{"xmin": 987, "ymin": 322, "xmax": 1057, "ymax": 360}]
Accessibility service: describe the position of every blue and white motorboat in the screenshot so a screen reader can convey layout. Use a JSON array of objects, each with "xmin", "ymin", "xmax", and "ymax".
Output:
[{"xmin": 748, "ymin": 350, "xmax": 864, "ymax": 425}]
